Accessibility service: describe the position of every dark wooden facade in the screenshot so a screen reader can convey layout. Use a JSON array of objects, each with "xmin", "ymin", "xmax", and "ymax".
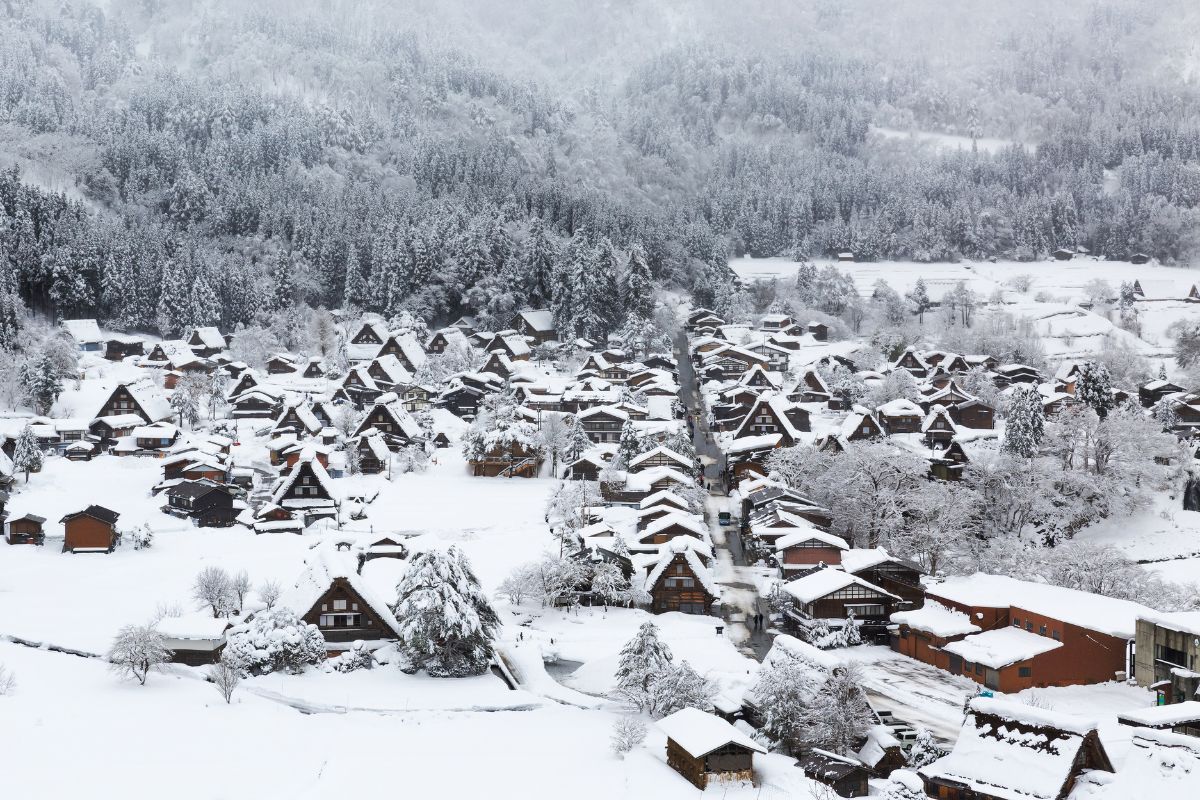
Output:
[
  {"xmin": 61, "ymin": 506, "xmax": 119, "ymax": 552},
  {"xmin": 6, "ymin": 514, "xmax": 46, "ymax": 545},
  {"xmin": 299, "ymin": 577, "xmax": 396, "ymax": 644},
  {"xmin": 650, "ymin": 553, "xmax": 714, "ymax": 615},
  {"xmin": 666, "ymin": 738, "xmax": 755, "ymax": 790}
]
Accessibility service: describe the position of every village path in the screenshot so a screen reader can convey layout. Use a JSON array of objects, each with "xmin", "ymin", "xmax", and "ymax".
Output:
[{"xmin": 673, "ymin": 329, "xmax": 775, "ymax": 662}]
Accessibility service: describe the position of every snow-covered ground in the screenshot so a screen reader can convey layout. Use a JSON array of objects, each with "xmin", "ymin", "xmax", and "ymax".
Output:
[
  {"xmin": 730, "ymin": 255, "xmax": 1200, "ymax": 362},
  {"xmin": 0, "ymin": 638, "xmax": 824, "ymax": 800}
]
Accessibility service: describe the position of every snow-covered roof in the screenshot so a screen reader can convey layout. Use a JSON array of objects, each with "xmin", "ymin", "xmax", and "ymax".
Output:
[
  {"xmin": 371, "ymin": 354, "xmax": 414, "ymax": 385},
  {"xmin": 628, "ymin": 446, "xmax": 693, "ymax": 470},
  {"xmin": 1071, "ymin": 730, "xmax": 1200, "ymax": 800},
  {"xmin": 773, "ymin": 529, "xmax": 849, "ymax": 551},
  {"xmin": 270, "ymin": 451, "xmax": 340, "ymax": 505},
  {"xmin": 643, "ymin": 539, "xmax": 720, "ymax": 598},
  {"xmin": 921, "ymin": 698, "xmax": 1102, "ymax": 800},
  {"xmin": 387, "ymin": 332, "xmax": 428, "ymax": 369},
  {"xmin": 517, "ymin": 309, "xmax": 555, "ymax": 332},
  {"xmin": 656, "ymin": 707, "xmax": 765, "ymax": 757},
  {"xmin": 857, "ymin": 725, "xmax": 902, "ymax": 769},
  {"xmin": 121, "ymin": 381, "xmax": 174, "ymax": 423},
  {"xmin": 624, "ymin": 466, "xmax": 692, "ymax": 492},
  {"xmin": 190, "ymin": 326, "xmax": 226, "ymax": 349},
  {"xmin": 1137, "ymin": 610, "xmax": 1200, "ymax": 638},
  {"xmin": 643, "ymin": 512, "xmax": 708, "ymax": 539},
  {"xmin": 839, "ymin": 547, "xmax": 905, "ymax": 574},
  {"xmin": 723, "ymin": 433, "xmax": 782, "ymax": 454},
  {"xmin": 783, "ymin": 568, "xmax": 898, "ymax": 605},
  {"xmin": 891, "ymin": 600, "xmax": 981, "ymax": 638},
  {"xmin": 925, "ymin": 573, "xmax": 1154, "ymax": 639},
  {"xmin": 155, "ymin": 613, "xmax": 231, "ymax": 641},
  {"xmin": 279, "ymin": 542, "xmax": 401, "ymax": 637},
  {"xmin": 61, "ymin": 318, "xmax": 102, "ymax": 344},
  {"xmin": 639, "ymin": 490, "xmax": 690, "ymax": 510},
  {"xmin": 941, "ymin": 626, "xmax": 1063, "ymax": 669},
  {"xmin": 877, "ymin": 398, "xmax": 924, "ymax": 417},
  {"xmin": 1117, "ymin": 701, "xmax": 1200, "ymax": 728}
]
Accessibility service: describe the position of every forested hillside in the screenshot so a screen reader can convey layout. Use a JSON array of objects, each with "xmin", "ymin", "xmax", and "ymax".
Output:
[{"xmin": 1, "ymin": 0, "xmax": 1200, "ymax": 338}]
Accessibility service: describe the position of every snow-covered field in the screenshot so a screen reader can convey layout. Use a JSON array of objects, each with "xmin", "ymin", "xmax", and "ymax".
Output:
[{"xmin": 731, "ymin": 256, "xmax": 1200, "ymax": 361}]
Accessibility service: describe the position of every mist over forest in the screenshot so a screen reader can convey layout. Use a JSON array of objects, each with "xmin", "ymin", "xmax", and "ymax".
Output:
[{"xmin": 2, "ymin": 0, "xmax": 1200, "ymax": 336}]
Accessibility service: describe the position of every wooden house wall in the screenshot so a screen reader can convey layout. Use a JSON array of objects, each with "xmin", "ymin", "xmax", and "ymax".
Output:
[{"xmin": 63, "ymin": 517, "xmax": 116, "ymax": 552}]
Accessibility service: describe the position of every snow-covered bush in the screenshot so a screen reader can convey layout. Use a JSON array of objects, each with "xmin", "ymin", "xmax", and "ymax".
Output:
[
  {"xmin": 224, "ymin": 607, "xmax": 326, "ymax": 676},
  {"xmin": 610, "ymin": 715, "xmax": 647, "ymax": 757},
  {"xmin": 126, "ymin": 525, "xmax": 153, "ymax": 550},
  {"xmin": 328, "ymin": 641, "xmax": 374, "ymax": 673},
  {"xmin": 905, "ymin": 727, "xmax": 944, "ymax": 768}
]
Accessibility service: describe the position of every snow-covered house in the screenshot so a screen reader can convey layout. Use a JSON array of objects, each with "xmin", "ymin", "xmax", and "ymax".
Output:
[
  {"xmin": 60, "ymin": 505, "xmax": 120, "ymax": 553},
  {"xmin": 270, "ymin": 451, "xmax": 339, "ymax": 523},
  {"xmin": 355, "ymin": 396, "xmax": 424, "ymax": 451},
  {"xmin": 426, "ymin": 327, "xmax": 469, "ymax": 355},
  {"xmin": 781, "ymin": 566, "xmax": 900, "ymax": 637},
  {"xmin": 657, "ymin": 707, "xmax": 764, "ymax": 789},
  {"xmin": 913, "ymin": 573, "xmax": 1154, "ymax": 691},
  {"xmin": 186, "ymin": 326, "xmax": 227, "ymax": 358},
  {"xmin": 156, "ymin": 613, "xmax": 232, "ymax": 666},
  {"xmin": 773, "ymin": 528, "xmax": 849, "ymax": 575},
  {"xmin": 512, "ymin": 309, "xmax": 556, "ymax": 344},
  {"xmin": 918, "ymin": 698, "xmax": 1113, "ymax": 800},
  {"xmin": 229, "ymin": 387, "xmax": 284, "ymax": 419},
  {"xmin": 60, "ymin": 318, "xmax": 103, "ymax": 351},
  {"xmin": 633, "ymin": 512, "xmax": 709, "ymax": 551},
  {"xmin": 644, "ymin": 538, "xmax": 719, "ymax": 615},
  {"xmin": 279, "ymin": 544, "xmax": 402, "ymax": 652},
  {"xmin": 95, "ymin": 381, "xmax": 174, "ymax": 425},
  {"xmin": 876, "ymin": 398, "xmax": 924, "ymax": 434},
  {"xmin": 627, "ymin": 446, "xmax": 693, "ymax": 475},
  {"xmin": 272, "ymin": 401, "xmax": 324, "ymax": 439},
  {"xmin": 731, "ymin": 393, "xmax": 810, "ymax": 445}
]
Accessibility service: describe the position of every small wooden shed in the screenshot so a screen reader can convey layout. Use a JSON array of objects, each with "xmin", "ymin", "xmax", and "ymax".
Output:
[
  {"xmin": 657, "ymin": 707, "xmax": 765, "ymax": 790},
  {"xmin": 7, "ymin": 513, "xmax": 47, "ymax": 545},
  {"xmin": 60, "ymin": 505, "xmax": 120, "ymax": 553}
]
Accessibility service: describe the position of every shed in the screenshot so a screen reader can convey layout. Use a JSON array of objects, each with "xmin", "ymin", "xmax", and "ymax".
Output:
[
  {"xmin": 657, "ymin": 707, "xmax": 765, "ymax": 790},
  {"xmin": 60, "ymin": 505, "xmax": 120, "ymax": 553},
  {"xmin": 7, "ymin": 513, "xmax": 47, "ymax": 545},
  {"xmin": 799, "ymin": 749, "xmax": 870, "ymax": 797},
  {"xmin": 155, "ymin": 613, "xmax": 232, "ymax": 666}
]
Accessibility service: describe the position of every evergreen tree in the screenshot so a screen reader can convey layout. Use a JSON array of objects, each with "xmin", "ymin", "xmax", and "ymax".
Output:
[
  {"xmin": 391, "ymin": 546, "xmax": 499, "ymax": 677},
  {"xmin": 612, "ymin": 621, "xmax": 674, "ymax": 711},
  {"xmin": 906, "ymin": 278, "xmax": 932, "ymax": 323},
  {"xmin": 564, "ymin": 419, "xmax": 594, "ymax": 465},
  {"xmin": 1075, "ymin": 361, "xmax": 1115, "ymax": 419},
  {"xmin": 613, "ymin": 420, "xmax": 643, "ymax": 470},
  {"xmin": 522, "ymin": 217, "xmax": 559, "ymax": 308},
  {"xmin": 621, "ymin": 244, "xmax": 655, "ymax": 320},
  {"xmin": 1003, "ymin": 386, "xmax": 1045, "ymax": 459},
  {"xmin": 801, "ymin": 665, "xmax": 874, "ymax": 755},
  {"xmin": 19, "ymin": 352, "xmax": 63, "ymax": 415},
  {"xmin": 13, "ymin": 423, "xmax": 43, "ymax": 482},
  {"xmin": 190, "ymin": 266, "xmax": 221, "ymax": 328},
  {"xmin": 342, "ymin": 245, "xmax": 367, "ymax": 311},
  {"xmin": 156, "ymin": 256, "xmax": 192, "ymax": 337},
  {"xmin": 752, "ymin": 651, "xmax": 819, "ymax": 753}
]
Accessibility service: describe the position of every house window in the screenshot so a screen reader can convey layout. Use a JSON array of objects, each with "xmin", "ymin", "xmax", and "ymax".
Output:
[
  {"xmin": 1052, "ymin": 630, "xmax": 1060, "ymax": 641},
  {"xmin": 1026, "ymin": 622, "xmax": 1034, "ymax": 632},
  {"xmin": 1039, "ymin": 625, "xmax": 1047, "ymax": 636},
  {"xmin": 1019, "ymin": 667, "xmax": 1033, "ymax": 678},
  {"xmin": 975, "ymin": 663, "xmax": 983, "ymax": 676},
  {"xmin": 1013, "ymin": 618, "xmax": 1020, "ymax": 627},
  {"xmin": 333, "ymin": 599, "xmax": 348, "ymax": 611}
]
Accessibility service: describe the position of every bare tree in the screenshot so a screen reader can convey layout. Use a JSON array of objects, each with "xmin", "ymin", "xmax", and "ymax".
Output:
[
  {"xmin": 258, "ymin": 579, "xmax": 282, "ymax": 610},
  {"xmin": 229, "ymin": 570, "xmax": 252, "ymax": 613},
  {"xmin": 0, "ymin": 663, "xmax": 15, "ymax": 695},
  {"xmin": 108, "ymin": 625, "xmax": 173, "ymax": 685},
  {"xmin": 211, "ymin": 653, "xmax": 241, "ymax": 703},
  {"xmin": 193, "ymin": 566, "xmax": 233, "ymax": 617}
]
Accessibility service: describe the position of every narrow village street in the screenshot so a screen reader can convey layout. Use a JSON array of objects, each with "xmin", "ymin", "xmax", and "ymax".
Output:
[{"xmin": 673, "ymin": 330, "xmax": 775, "ymax": 662}]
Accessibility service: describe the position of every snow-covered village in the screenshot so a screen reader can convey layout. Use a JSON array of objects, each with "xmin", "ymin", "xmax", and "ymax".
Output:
[{"xmin": 5, "ymin": 2, "xmax": 1200, "ymax": 799}]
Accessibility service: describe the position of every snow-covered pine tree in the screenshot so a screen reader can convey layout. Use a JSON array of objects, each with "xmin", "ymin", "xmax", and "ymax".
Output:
[
  {"xmin": 650, "ymin": 660, "xmax": 715, "ymax": 718},
  {"xmin": 156, "ymin": 256, "xmax": 192, "ymax": 337},
  {"xmin": 522, "ymin": 217, "xmax": 559, "ymax": 309},
  {"xmin": 18, "ymin": 352, "xmax": 62, "ymax": 415},
  {"xmin": 612, "ymin": 621, "xmax": 674, "ymax": 712},
  {"xmin": 613, "ymin": 419, "xmax": 643, "ymax": 470},
  {"xmin": 1002, "ymin": 385, "xmax": 1045, "ymax": 459},
  {"xmin": 391, "ymin": 546, "xmax": 499, "ymax": 677},
  {"xmin": 13, "ymin": 423, "xmax": 42, "ymax": 482},
  {"xmin": 342, "ymin": 245, "xmax": 367, "ymax": 311},
  {"xmin": 801, "ymin": 665, "xmax": 875, "ymax": 755},
  {"xmin": 751, "ymin": 651, "xmax": 819, "ymax": 753},
  {"xmin": 839, "ymin": 610, "xmax": 862, "ymax": 647},
  {"xmin": 1075, "ymin": 361, "xmax": 1115, "ymax": 419},
  {"xmin": 906, "ymin": 278, "xmax": 931, "ymax": 323},
  {"xmin": 621, "ymin": 244, "xmax": 655, "ymax": 320}
]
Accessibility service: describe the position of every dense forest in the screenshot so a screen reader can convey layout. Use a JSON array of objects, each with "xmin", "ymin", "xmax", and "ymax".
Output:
[{"xmin": 1, "ymin": 0, "xmax": 1200, "ymax": 337}]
